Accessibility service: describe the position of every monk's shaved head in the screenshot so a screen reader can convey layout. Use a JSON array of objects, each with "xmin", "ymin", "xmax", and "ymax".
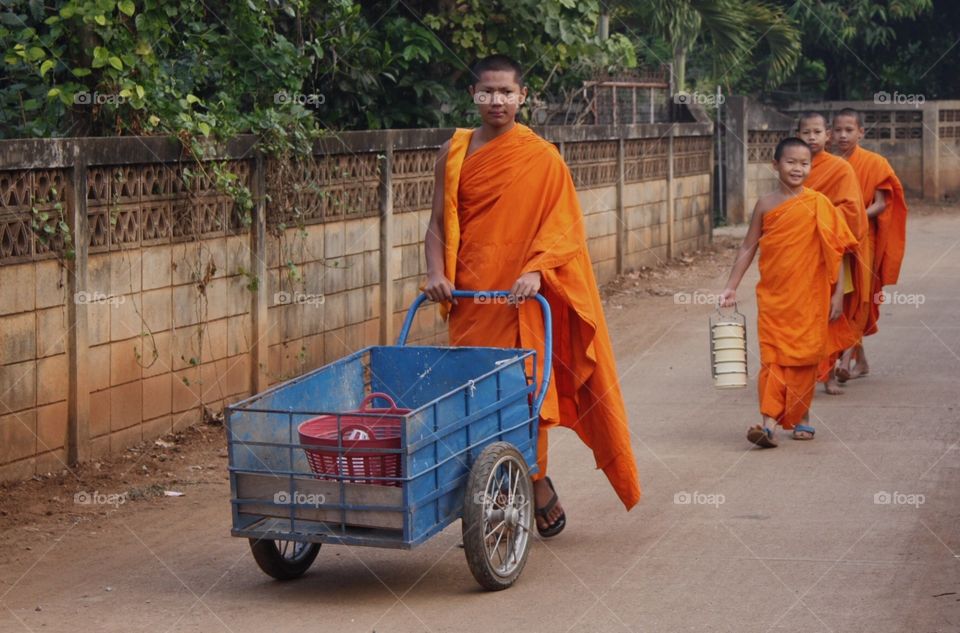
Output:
[
  {"xmin": 797, "ymin": 111, "xmax": 827, "ymax": 131},
  {"xmin": 471, "ymin": 54, "xmax": 524, "ymax": 87},
  {"xmin": 833, "ymin": 107, "xmax": 863, "ymax": 127},
  {"xmin": 774, "ymin": 137, "xmax": 811, "ymax": 161}
]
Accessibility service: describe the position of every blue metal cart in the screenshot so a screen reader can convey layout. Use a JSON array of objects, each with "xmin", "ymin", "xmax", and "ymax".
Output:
[{"xmin": 226, "ymin": 290, "xmax": 552, "ymax": 590}]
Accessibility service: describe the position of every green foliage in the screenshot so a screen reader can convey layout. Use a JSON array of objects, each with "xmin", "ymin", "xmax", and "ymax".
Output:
[
  {"xmin": 29, "ymin": 186, "xmax": 75, "ymax": 260},
  {"xmin": 1, "ymin": 0, "xmax": 320, "ymax": 139},
  {"xmin": 1, "ymin": 0, "xmax": 942, "ymax": 135},
  {"xmin": 1, "ymin": 0, "xmax": 639, "ymax": 135},
  {"xmin": 638, "ymin": 0, "xmax": 801, "ymax": 91},
  {"xmin": 787, "ymin": 0, "xmax": 933, "ymax": 50},
  {"xmin": 782, "ymin": 0, "xmax": 934, "ymax": 98}
]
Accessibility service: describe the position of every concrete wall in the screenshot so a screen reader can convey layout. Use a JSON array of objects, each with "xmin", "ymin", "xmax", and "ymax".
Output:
[
  {"xmin": 0, "ymin": 258, "xmax": 69, "ymax": 477},
  {"xmin": 0, "ymin": 124, "xmax": 713, "ymax": 481},
  {"xmin": 725, "ymin": 98, "xmax": 960, "ymax": 222}
]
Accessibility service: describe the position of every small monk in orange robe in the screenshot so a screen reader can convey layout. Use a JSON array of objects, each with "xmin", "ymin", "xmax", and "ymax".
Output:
[
  {"xmin": 423, "ymin": 55, "xmax": 641, "ymax": 536},
  {"xmin": 720, "ymin": 138, "xmax": 857, "ymax": 447},
  {"xmin": 831, "ymin": 108, "xmax": 908, "ymax": 380},
  {"xmin": 797, "ymin": 112, "xmax": 870, "ymax": 395}
]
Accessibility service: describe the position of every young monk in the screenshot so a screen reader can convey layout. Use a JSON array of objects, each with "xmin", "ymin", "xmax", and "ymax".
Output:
[
  {"xmin": 422, "ymin": 55, "xmax": 641, "ymax": 536},
  {"xmin": 831, "ymin": 108, "xmax": 909, "ymax": 380},
  {"xmin": 797, "ymin": 112, "xmax": 870, "ymax": 395},
  {"xmin": 719, "ymin": 138, "xmax": 857, "ymax": 447}
]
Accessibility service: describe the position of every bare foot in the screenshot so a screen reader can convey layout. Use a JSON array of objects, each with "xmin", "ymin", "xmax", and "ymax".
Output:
[
  {"xmin": 824, "ymin": 376, "xmax": 844, "ymax": 395},
  {"xmin": 837, "ymin": 348, "xmax": 854, "ymax": 383},
  {"xmin": 849, "ymin": 346, "xmax": 870, "ymax": 378},
  {"xmin": 533, "ymin": 477, "xmax": 564, "ymax": 532}
]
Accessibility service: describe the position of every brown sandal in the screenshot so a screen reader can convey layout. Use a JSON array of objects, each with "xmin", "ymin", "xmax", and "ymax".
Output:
[{"xmin": 747, "ymin": 425, "xmax": 778, "ymax": 448}]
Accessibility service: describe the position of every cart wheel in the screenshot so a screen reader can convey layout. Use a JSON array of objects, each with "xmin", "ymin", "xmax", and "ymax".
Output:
[
  {"xmin": 248, "ymin": 538, "xmax": 320, "ymax": 580},
  {"xmin": 462, "ymin": 441, "xmax": 534, "ymax": 591}
]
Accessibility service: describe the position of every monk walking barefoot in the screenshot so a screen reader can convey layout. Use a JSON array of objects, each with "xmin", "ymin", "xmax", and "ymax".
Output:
[
  {"xmin": 832, "ymin": 107, "xmax": 909, "ymax": 381},
  {"xmin": 423, "ymin": 55, "xmax": 641, "ymax": 537},
  {"xmin": 797, "ymin": 112, "xmax": 870, "ymax": 396},
  {"xmin": 719, "ymin": 138, "xmax": 856, "ymax": 447}
]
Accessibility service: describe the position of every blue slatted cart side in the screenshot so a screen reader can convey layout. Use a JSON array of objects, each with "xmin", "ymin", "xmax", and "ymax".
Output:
[{"xmin": 227, "ymin": 345, "xmax": 539, "ymax": 548}]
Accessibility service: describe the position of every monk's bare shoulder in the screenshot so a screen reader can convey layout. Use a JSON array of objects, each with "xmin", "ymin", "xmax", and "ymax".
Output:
[
  {"xmin": 434, "ymin": 139, "xmax": 451, "ymax": 177},
  {"xmin": 754, "ymin": 192, "xmax": 781, "ymax": 216},
  {"xmin": 436, "ymin": 139, "xmax": 451, "ymax": 163}
]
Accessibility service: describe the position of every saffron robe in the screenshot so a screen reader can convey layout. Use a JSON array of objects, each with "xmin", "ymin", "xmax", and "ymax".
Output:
[
  {"xmin": 806, "ymin": 151, "xmax": 868, "ymax": 378},
  {"xmin": 441, "ymin": 123, "xmax": 641, "ymax": 509},
  {"xmin": 846, "ymin": 145, "xmax": 908, "ymax": 335},
  {"xmin": 756, "ymin": 188, "xmax": 857, "ymax": 427}
]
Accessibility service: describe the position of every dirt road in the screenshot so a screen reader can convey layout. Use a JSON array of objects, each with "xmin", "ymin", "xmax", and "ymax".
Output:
[{"xmin": 1, "ymin": 208, "xmax": 958, "ymax": 633}]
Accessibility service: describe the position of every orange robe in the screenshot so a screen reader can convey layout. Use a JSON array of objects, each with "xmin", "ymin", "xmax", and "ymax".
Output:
[
  {"xmin": 806, "ymin": 151, "xmax": 869, "ymax": 378},
  {"xmin": 756, "ymin": 188, "xmax": 857, "ymax": 427},
  {"xmin": 845, "ymin": 145, "xmax": 908, "ymax": 335},
  {"xmin": 441, "ymin": 123, "xmax": 640, "ymax": 510}
]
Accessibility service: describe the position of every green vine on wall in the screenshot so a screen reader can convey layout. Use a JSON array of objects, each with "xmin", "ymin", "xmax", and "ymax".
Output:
[{"xmin": 29, "ymin": 186, "xmax": 75, "ymax": 261}]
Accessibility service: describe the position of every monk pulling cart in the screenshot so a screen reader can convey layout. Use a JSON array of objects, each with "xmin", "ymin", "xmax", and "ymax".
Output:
[{"xmin": 226, "ymin": 290, "xmax": 551, "ymax": 590}]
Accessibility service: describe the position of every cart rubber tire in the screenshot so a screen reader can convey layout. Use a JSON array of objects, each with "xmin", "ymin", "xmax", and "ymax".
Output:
[
  {"xmin": 248, "ymin": 538, "xmax": 320, "ymax": 580},
  {"xmin": 462, "ymin": 441, "xmax": 534, "ymax": 591}
]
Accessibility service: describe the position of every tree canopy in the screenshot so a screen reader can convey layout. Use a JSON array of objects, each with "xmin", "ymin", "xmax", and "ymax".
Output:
[{"xmin": 0, "ymin": 0, "xmax": 952, "ymax": 139}]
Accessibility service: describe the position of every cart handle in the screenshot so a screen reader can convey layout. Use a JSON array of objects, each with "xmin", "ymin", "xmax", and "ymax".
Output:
[
  {"xmin": 397, "ymin": 290, "xmax": 553, "ymax": 415},
  {"xmin": 359, "ymin": 392, "xmax": 398, "ymax": 410}
]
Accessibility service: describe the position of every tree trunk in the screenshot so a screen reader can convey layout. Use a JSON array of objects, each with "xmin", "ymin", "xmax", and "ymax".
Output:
[{"xmin": 674, "ymin": 46, "xmax": 686, "ymax": 93}]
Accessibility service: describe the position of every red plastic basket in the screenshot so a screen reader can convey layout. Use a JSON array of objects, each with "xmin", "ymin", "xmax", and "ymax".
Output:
[{"xmin": 297, "ymin": 393, "xmax": 409, "ymax": 487}]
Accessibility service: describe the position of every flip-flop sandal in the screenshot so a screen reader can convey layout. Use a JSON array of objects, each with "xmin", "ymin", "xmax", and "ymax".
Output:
[
  {"xmin": 791, "ymin": 424, "xmax": 816, "ymax": 440},
  {"xmin": 746, "ymin": 425, "xmax": 777, "ymax": 448},
  {"xmin": 535, "ymin": 476, "xmax": 566, "ymax": 538}
]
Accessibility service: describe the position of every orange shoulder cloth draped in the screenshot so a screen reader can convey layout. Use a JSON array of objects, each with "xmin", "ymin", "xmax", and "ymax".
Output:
[
  {"xmin": 846, "ymin": 145, "xmax": 908, "ymax": 335},
  {"xmin": 441, "ymin": 123, "xmax": 641, "ymax": 510},
  {"xmin": 806, "ymin": 151, "xmax": 869, "ymax": 354},
  {"xmin": 757, "ymin": 188, "xmax": 858, "ymax": 365}
]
